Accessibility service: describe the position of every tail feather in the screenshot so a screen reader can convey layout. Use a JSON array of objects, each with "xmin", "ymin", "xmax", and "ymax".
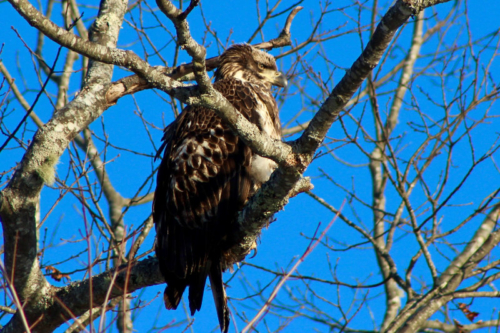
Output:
[
  {"xmin": 188, "ymin": 265, "xmax": 210, "ymax": 315},
  {"xmin": 164, "ymin": 283, "xmax": 186, "ymax": 310},
  {"xmin": 209, "ymin": 261, "xmax": 230, "ymax": 333}
]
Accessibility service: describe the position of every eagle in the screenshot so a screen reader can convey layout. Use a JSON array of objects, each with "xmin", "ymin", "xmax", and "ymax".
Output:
[{"xmin": 153, "ymin": 44, "xmax": 287, "ymax": 332}]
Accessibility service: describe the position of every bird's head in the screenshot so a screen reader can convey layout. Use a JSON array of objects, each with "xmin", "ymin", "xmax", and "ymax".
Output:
[{"xmin": 214, "ymin": 44, "xmax": 287, "ymax": 89}]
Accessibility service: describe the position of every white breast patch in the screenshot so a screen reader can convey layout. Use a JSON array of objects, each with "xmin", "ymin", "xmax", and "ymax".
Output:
[
  {"xmin": 250, "ymin": 155, "xmax": 277, "ymax": 184},
  {"xmin": 249, "ymin": 89, "xmax": 280, "ymax": 184}
]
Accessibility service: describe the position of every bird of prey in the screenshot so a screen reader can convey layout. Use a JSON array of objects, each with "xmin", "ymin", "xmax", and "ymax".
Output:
[{"xmin": 153, "ymin": 44, "xmax": 287, "ymax": 332}]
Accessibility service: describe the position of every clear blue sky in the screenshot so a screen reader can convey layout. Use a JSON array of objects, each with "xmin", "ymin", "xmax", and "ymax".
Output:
[{"xmin": 1, "ymin": 0, "xmax": 499, "ymax": 332}]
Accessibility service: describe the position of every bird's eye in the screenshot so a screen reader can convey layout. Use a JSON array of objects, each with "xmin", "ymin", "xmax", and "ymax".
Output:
[{"xmin": 258, "ymin": 63, "xmax": 264, "ymax": 70}]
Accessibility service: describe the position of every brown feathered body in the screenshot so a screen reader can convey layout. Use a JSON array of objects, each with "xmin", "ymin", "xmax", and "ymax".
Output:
[{"xmin": 153, "ymin": 44, "xmax": 287, "ymax": 332}]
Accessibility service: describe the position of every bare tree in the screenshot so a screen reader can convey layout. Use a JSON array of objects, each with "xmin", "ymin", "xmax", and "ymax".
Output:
[{"xmin": 0, "ymin": 0, "xmax": 499, "ymax": 332}]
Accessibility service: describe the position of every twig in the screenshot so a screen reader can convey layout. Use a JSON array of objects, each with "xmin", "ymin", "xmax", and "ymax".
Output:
[
  {"xmin": 167, "ymin": 6, "xmax": 303, "ymax": 80},
  {"xmin": 0, "ymin": 30, "xmax": 62, "ymax": 154},
  {"xmin": 177, "ymin": 0, "xmax": 199, "ymax": 21},
  {"xmin": 0, "ymin": 258, "xmax": 31, "ymax": 333},
  {"xmin": 241, "ymin": 201, "xmax": 344, "ymax": 333}
]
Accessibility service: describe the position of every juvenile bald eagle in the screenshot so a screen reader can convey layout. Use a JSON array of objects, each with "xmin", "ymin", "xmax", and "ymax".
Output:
[{"xmin": 153, "ymin": 44, "xmax": 287, "ymax": 332}]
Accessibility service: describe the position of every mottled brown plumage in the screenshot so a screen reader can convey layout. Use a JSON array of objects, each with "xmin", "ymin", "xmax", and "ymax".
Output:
[{"xmin": 153, "ymin": 44, "xmax": 287, "ymax": 332}]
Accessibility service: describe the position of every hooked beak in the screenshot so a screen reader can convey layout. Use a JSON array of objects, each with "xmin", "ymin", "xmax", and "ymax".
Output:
[
  {"xmin": 272, "ymin": 71, "xmax": 288, "ymax": 88},
  {"xmin": 262, "ymin": 69, "xmax": 288, "ymax": 88}
]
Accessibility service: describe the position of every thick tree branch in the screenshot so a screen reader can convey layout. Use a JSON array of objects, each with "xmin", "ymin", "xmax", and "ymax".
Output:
[
  {"xmin": 156, "ymin": 0, "xmax": 211, "ymax": 92},
  {"xmin": 4, "ymin": 258, "xmax": 163, "ymax": 333},
  {"xmin": 425, "ymin": 320, "xmax": 500, "ymax": 332},
  {"xmin": 438, "ymin": 204, "xmax": 500, "ymax": 287},
  {"xmin": 1, "ymin": 0, "xmax": 128, "ymax": 331},
  {"xmin": 296, "ymin": 0, "xmax": 426, "ymax": 156}
]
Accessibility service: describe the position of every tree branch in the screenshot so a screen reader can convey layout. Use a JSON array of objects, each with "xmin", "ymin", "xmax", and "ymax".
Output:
[
  {"xmin": 3, "ymin": 258, "xmax": 163, "ymax": 333},
  {"xmin": 225, "ymin": 0, "xmax": 447, "ymax": 270},
  {"xmin": 1, "ymin": 0, "xmax": 128, "ymax": 331}
]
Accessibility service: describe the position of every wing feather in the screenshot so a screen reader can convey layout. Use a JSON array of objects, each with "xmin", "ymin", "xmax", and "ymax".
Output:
[{"xmin": 153, "ymin": 77, "xmax": 258, "ymax": 278}]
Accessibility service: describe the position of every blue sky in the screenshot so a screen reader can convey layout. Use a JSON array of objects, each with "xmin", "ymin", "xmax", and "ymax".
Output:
[{"xmin": 1, "ymin": 0, "xmax": 500, "ymax": 332}]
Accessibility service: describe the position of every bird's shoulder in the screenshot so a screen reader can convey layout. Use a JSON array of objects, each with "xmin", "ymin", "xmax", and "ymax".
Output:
[{"xmin": 212, "ymin": 77, "xmax": 267, "ymax": 120}]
